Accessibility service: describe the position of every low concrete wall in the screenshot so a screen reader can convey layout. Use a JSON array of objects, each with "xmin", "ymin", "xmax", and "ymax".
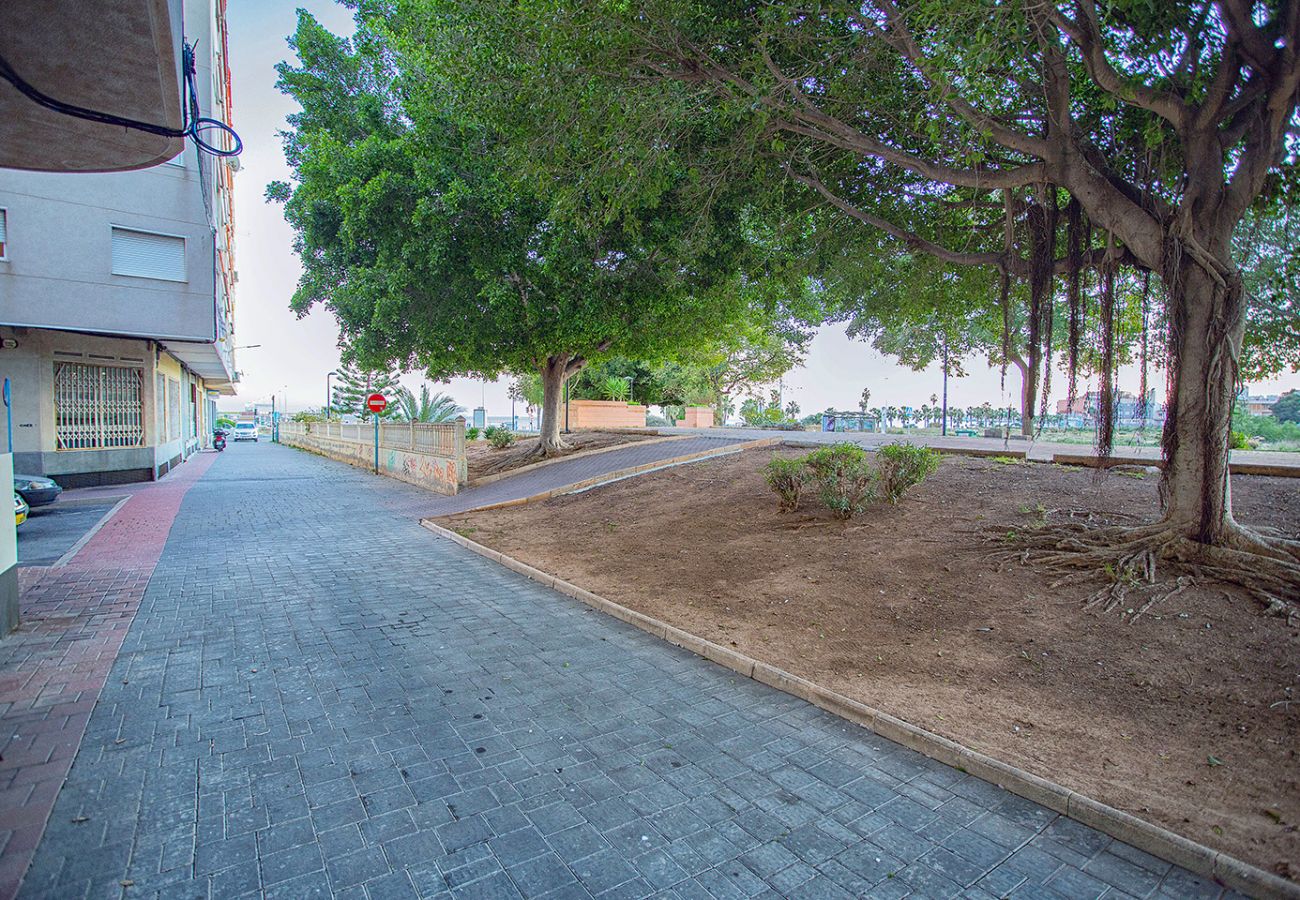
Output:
[
  {"xmin": 281, "ymin": 425, "xmax": 465, "ymax": 495},
  {"xmin": 569, "ymin": 399, "xmax": 647, "ymax": 429}
]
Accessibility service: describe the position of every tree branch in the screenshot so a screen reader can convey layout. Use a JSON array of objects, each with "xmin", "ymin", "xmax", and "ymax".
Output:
[
  {"xmin": 775, "ymin": 116, "xmax": 1047, "ymax": 189},
  {"xmin": 787, "ymin": 166, "xmax": 1015, "ymax": 272},
  {"xmin": 1052, "ymin": 0, "xmax": 1187, "ymax": 128},
  {"xmin": 874, "ymin": 0, "xmax": 1051, "ymax": 156}
]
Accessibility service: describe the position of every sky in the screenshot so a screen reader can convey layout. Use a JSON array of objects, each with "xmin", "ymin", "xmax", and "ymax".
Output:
[{"xmin": 223, "ymin": 2, "xmax": 1300, "ymax": 418}]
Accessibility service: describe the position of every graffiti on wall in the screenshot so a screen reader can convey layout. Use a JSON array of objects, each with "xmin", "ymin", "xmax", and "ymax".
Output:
[{"xmin": 281, "ymin": 433, "xmax": 461, "ymax": 495}]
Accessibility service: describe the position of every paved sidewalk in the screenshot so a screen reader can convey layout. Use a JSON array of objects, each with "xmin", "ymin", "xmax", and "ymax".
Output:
[
  {"xmin": 665, "ymin": 426, "xmax": 1300, "ymax": 471},
  {"xmin": 422, "ymin": 435, "xmax": 746, "ymax": 516},
  {"xmin": 0, "ymin": 452, "xmax": 218, "ymax": 899},
  {"xmin": 10, "ymin": 442, "xmax": 1240, "ymax": 899}
]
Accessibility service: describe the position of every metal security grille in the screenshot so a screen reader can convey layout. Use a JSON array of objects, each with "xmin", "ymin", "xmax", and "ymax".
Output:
[{"xmin": 54, "ymin": 363, "xmax": 145, "ymax": 450}]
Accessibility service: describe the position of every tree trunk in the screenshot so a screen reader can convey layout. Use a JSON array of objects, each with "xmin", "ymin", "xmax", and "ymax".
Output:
[
  {"xmin": 1158, "ymin": 255, "xmax": 1245, "ymax": 545},
  {"xmin": 539, "ymin": 353, "xmax": 583, "ymax": 456},
  {"xmin": 1008, "ymin": 352, "xmax": 1035, "ymax": 437}
]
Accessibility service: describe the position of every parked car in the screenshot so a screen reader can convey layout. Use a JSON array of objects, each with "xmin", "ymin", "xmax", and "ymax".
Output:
[
  {"xmin": 233, "ymin": 422, "xmax": 259, "ymax": 442},
  {"xmin": 13, "ymin": 474, "xmax": 62, "ymax": 507},
  {"xmin": 14, "ymin": 493, "xmax": 28, "ymax": 528}
]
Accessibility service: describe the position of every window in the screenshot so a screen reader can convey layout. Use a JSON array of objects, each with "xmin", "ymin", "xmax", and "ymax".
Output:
[
  {"xmin": 111, "ymin": 227, "xmax": 186, "ymax": 282},
  {"xmin": 0, "ymin": 208, "xmax": 7, "ymax": 259},
  {"xmin": 54, "ymin": 363, "xmax": 144, "ymax": 450}
]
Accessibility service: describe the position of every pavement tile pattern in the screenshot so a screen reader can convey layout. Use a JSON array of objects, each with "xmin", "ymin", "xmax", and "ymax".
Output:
[
  {"xmin": 0, "ymin": 453, "xmax": 218, "ymax": 899},
  {"xmin": 11, "ymin": 444, "xmax": 1244, "ymax": 898}
]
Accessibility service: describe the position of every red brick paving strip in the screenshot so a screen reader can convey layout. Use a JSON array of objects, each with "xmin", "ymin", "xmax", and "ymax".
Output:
[{"xmin": 0, "ymin": 453, "xmax": 218, "ymax": 900}]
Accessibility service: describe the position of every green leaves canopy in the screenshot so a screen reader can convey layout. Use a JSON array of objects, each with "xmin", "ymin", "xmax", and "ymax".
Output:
[{"xmin": 269, "ymin": 6, "xmax": 774, "ymax": 387}]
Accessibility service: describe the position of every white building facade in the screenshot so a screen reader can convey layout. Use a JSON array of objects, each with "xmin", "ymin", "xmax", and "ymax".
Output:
[{"xmin": 0, "ymin": 0, "xmax": 238, "ymax": 486}]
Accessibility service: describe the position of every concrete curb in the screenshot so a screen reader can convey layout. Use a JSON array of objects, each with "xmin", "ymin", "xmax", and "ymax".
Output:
[
  {"xmin": 1052, "ymin": 452, "xmax": 1300, "ymax": 478},
  {"xmin": 418, "ymin": 519, "xmax": 1299, "ymax": 900},
  {"xmin": 450, "ymin": 437, "xmax": 780, "ymax": 514},
  {"xmin": 469, "ymin": 434, "xmax": 694, "ymax": 487}
]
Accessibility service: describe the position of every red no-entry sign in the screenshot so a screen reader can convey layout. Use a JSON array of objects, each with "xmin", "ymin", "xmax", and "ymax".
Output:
[{"xmin": 366, "ymin": 393, "xmax": 388, "ymax": 414}]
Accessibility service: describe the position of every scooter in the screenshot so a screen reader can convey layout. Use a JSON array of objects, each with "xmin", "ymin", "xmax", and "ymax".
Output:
[{"xmin": 213, "ymin": 429, "xmax": 227, "ymax": 452}]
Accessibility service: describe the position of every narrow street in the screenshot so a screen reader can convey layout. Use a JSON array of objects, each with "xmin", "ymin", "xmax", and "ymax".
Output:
[{"xmin": 9, "ymin": 444, "xmax": 1232, "ymax": 898}]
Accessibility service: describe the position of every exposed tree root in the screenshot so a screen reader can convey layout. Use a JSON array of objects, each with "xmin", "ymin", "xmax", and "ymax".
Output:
[{"xmin": 987, "ymin": 518, "xmax": 1300, "ymax": 621}]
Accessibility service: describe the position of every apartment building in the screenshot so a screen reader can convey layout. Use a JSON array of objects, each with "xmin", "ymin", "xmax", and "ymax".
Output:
[{"xmin": 0, "ymin": 0, "xmax": 238, "ymax": 487}]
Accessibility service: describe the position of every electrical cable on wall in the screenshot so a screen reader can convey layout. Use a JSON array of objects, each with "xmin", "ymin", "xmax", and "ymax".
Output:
[{"xmin": 0, "ymin": 41, "xmax": 242, "ymax": 158}]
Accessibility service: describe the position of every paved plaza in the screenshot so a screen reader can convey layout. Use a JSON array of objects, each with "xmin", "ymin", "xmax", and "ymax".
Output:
[{"xmin": 5, "ymin": 443, "xmax": 1242, "ymax": 898}]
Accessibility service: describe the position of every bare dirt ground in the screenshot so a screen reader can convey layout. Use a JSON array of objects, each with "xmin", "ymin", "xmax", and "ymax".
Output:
[
  {"xmin": 465, "ymin": 430, "xmax": 659, "ymax": 481},
  {"xmin": 438, "ymin": 447, "xmax": 1300, "ymax": 879}
]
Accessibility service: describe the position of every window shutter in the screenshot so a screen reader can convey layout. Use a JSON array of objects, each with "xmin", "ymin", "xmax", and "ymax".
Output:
[
  {"xmin": 111, "ymin": 227, "xmax": 186, "ymax": 281},
  {"xmin": 0, "ymin": 209, "xmax": 7, "ymax": 257}
]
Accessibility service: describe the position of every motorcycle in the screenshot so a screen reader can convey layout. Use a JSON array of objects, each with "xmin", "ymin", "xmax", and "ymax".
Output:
[{"xmin": 213, "ymin": 429, "xmax": 227, "ymax": 452}]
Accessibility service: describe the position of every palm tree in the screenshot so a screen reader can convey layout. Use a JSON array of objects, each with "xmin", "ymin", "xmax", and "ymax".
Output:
[{"xmin": 393, "ymin": 385, "xmax": 464, "ymax": 423}]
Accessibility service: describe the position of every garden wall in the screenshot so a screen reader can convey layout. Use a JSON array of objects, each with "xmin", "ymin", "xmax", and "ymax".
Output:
[
  {"xmin": 679, "ymin": 406, "xmax": 714, "ymax": 428},
  {"xmin": 568, "ymin": 399, "xmax": 647, "ymax": 429},
  {"xmin": 279, "ymin": 421, "xmax": 466, "ymax": 495}
]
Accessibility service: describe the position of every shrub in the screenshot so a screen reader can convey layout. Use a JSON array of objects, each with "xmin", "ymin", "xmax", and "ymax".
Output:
[
  {"xmin": 876, "ymin": 443, "xmax": 941, "ymax": 504},
  {"xmin": 465, "ymin": 426, "xmax": 481, "ymax": 441},
  {"xmin": 803, "ymin": 443, "xmax": 875, "ymax": 519},
  {"xmin": 764, "ymin": 456, "xmax": 807, "ymax": 512},
  {"xmin": 488, "ymin": 427, "xmax": 515, "ymax": 449},
  {"xmin": 1229, "ymin": 430, "xmax": 1250, "ymax": 450}
]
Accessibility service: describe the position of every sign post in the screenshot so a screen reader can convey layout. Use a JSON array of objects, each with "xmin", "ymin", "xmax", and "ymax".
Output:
[{"xmin": 366, "ymin": 393, "xmax": 387, "ymax": 474}]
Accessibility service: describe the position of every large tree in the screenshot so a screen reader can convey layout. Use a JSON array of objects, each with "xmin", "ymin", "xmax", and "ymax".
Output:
[
  {"xmin": 490, "ymin": 0, "xmax": 1300, "ymax": 604},
  {"xmin": 269, "ymin": 9, "xmax": 767, "ymax": 456}
]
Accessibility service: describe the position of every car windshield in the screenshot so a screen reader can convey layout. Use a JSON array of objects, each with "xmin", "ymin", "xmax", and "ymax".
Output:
[{"xmin": 236, "ymin": 423, "xmax": 255, "ymax": 430}]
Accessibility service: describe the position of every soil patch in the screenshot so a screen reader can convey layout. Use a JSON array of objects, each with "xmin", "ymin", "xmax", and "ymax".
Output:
[
  {"xmin": 466, "ymin": 430, "xmax": 659, "ymax": 481},
  {"xmin": 438, "ymin": 447, "xmax": 1300, "ymax": 879}
]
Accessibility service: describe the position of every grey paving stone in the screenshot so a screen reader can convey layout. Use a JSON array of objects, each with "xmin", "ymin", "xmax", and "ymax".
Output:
[{"xmin": 14, "ymin": 444, "xmax": 1231, "ymax": 900}]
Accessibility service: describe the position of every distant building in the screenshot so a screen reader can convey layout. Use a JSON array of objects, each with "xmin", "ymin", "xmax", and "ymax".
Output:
[
  {"xmin": 0, "ymin": 0, "xmax": 238, "ymax": 486},
  {"xmin": 1054, "ymin": 390, "xmax": 1164, "ymax": 428},
  {"xmin": 1238, "ymin": 390, "xmax": 1278, "ymax": 416}
]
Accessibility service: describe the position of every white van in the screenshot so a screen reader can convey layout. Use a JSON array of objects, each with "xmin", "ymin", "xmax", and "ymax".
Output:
[{"xmin": 233, "ymin": 421, "xmax": 259, "ymax": 442}]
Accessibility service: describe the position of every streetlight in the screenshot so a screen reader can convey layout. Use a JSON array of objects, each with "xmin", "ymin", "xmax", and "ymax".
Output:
[{"xmin": 326, "ymin": 370, "xmax": 339, "ymax": 421}]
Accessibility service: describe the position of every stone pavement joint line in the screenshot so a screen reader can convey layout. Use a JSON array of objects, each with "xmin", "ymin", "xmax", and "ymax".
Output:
[
  {"xmin": 0, "ymin": 452, "xmax": 218, "ymax": 900},
  {"xmin": 17, "ymin": 444, "xmax": 1245, "ymax": 899}
]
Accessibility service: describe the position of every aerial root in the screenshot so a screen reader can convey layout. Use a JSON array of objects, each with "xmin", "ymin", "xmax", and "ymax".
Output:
[{"xmin": 986, "ymin": 520, "xmax": 1300, "ymax": 620}]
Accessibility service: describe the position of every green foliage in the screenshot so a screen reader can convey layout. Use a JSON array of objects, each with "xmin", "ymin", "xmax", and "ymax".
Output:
[
  {"xmin": 1236, "ymin": 206, "xmax": 1300, "ymax": 380},
  {"xmin": 465, "ymin": 426, "xmax": 481, "ymax": 441},
  {"xmin": 739, "ymin": 389, "xmax": 804, "ymax": 429},
  {"xmin": 216, "ymin": 417, "xmax": 237, "ymax": 429},
  {"xmin": 509, "ymin": 375, "xmax": 543, "ymax": 409},
  {"xmin": 394, "ymin": 384, "xmax": 464, "ymax": 423},
  {"xmin": 270, "ymin": 6, "xmax": 771, "ymax": 435},
  {"xmin": 763, "ymin": 456, "xmax": 806, "ymax": 512},
  {"xmin": 330, "ymin": 362, "xmax": 400, "ymax": 421},
  {"xmin": 1231, "ymin": 405, "xmax": 1300, "ymax": 447},
  {"xmin": 803, "ymin": 444, "xmax": 876, "ymax": 519},
  {"xmin": 485, "ymin": 426, "xmax": 515, "ymax": 449},
  {"xmin": 1229, "ymin": 430, "xmax": 1251, "ymax": 450},
  {"xmin": 1273, "ymin": 390, "xmax": 1300, "ymax": 424},
  {"xmin": 875, "ymin": 444, "xmax": 942, "ymax": 505},
  {"xmin": 290, "ymin": 411, "xmax": 324, "ymax": 424},
  {"xmin": 600, "ymin": 376, "xmax": 632, "ymax": 402}
]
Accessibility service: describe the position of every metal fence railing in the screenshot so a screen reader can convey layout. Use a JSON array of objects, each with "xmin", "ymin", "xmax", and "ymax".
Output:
[{"xmin": 279, "ymin": 419, "xmax": 464, "ymax": 460}]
